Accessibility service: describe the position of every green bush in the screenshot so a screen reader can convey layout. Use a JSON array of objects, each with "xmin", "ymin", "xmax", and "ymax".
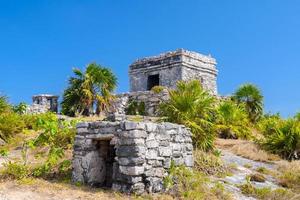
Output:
[
  {"xmin": 12, "ymin": 102, "xmax": 28, "ymax": 115},
  {"xmin": 215, "ymin": 100, "xmax": 252, "ymax": 139},
  {"xmin": 159, "ymin": 80, "xmax": 216, "ymax": 151},
  {"xmin": 0, "ymin": 112, "xmax": 25, "ymax": 142},
  {"xmin": 1, "ymin": 161, "xmax": 30, "ymax": 179},
  {"xmin": 261, "ymin": 119, "xmax": 300, "ymax": 160},
  {"xmin": 0, "ymin": 95, "xmax": 11, "ymax": 113},
  {"xmin": 125, "ymin": 100, "xmax": 146, "ymax": 116},
  {"xmin": 257, "ymin": 114, "xmax": 283, "ymax": 136},
  {"xmin": 151, "ymin": 85, "xmax": 165, "ymax": 94}
]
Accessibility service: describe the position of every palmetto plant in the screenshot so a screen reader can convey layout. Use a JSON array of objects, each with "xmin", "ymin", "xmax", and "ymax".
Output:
[
  {"xmin": 233, "ymin": 84, "xmax": 263, "ymax": 123},
  {"xmin": 215, "ymin": 100, "xmax": 252, "ymax": 139},
  {"xmin": 0, "ymin": 95, "xmax": 11, "ymax": 113},
  {"xmin": 61, "ymin": 63, "xmax": 117, "ymax": 116},
  {"xmin": 159, "ymin": 80, "xmax": 216, "ymax": 151},
  {"xmin": 262, "ymin": 119, "xmax": 300, "ymax": 160}
]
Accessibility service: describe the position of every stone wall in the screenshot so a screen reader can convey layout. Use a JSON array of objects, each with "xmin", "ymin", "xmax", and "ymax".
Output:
[
  {"xmin": 72, "ymin": 121, "xmax": 193, "ymax": 194},
  {"xmin": 109, "ymin": 90, "xmax": 169, "ymax": 117},
  {"xmin": 129, "ymin": 49, "xmax": 218, "ymax": 95},
  {"xmin": 27, "ymin": 94, "xmax": 59, "ymax": 114}
]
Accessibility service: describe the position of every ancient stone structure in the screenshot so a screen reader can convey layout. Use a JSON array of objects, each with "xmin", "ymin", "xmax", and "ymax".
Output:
[
  {"xmin": 109, "ymin": 89, "xmax": 169, "ymax": 118},
  {"xmin": 72, "ymin": 121, "xmax": 193, "ymax": 194},
  {"xmin": 129, "ymin": 49, "xmax": 218, "ymax": 95},
  {"xmin": 27, "ymin": 94, "xmax": 59, "ymax": 114}
]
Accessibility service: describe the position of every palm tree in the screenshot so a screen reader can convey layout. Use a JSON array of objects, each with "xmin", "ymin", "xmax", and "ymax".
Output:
[
  {"xmin": 233, "ymin": 83, "xmax": 263, "ymax": 123},
  {"xmin": 159, "ymin": 80, "xmax": 216, "ymax": 151},
  {"xmin": 61, "ymin": 63, "xmax": 117, "ymax": 116}
]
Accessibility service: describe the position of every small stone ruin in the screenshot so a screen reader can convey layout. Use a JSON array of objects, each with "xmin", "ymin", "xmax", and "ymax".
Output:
[
  {"xmin": 71, "ymin": 49, "xmax": 219, "ymax": 194},
  {"xmin": 72, "ymin": 121, "xmax": 193, "ymax": 194},
  {"xmin": 129, "ymin": 49, "xmax": 218, "ymax": 95},
  {"xmin": 27, "ymin": 94, "xmax": 59, "ymax": 114}
]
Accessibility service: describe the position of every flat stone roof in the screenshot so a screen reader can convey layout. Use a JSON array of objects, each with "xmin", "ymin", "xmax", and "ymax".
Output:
[{"xmin": 130, "ymin": 49, "xmax": 216, "ymax": 70}]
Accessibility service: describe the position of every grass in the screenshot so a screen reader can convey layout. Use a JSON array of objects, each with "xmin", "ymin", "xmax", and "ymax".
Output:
[
  {"xmin": 215, "ymin": 138, "xmax": 280, "ymax": 162},
  {"xmin": 238, "ymin": 182, "xmax": 294, "ymax": 200},
  {"xmin": 193, "ymin": 149, "xmax": 230, "ymax": 177},
  {"xmin": 276, "ymin": 160, "xmax": 300, "ymax": 192}
]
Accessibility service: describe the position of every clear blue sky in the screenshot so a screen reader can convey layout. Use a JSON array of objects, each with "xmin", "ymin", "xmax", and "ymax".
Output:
[{"xmin": 0, "ymin": 1, "xmax": 299, "ymax": 117}]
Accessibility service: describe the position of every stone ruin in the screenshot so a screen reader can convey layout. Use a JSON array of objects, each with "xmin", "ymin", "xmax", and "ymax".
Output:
[
  {"xmin": 72, "ymin": 49, "xmax": 218, "ymax": 194},
  {"xmin": 27, "ymin": 94, "xmax": 59, "ymax": 114},
  {"xmin": 72, "ymin": 121, "xmax": 193, "ymax": 194},
  {"xmin": 108, "ymin": 49, "xmax": 218, "ymax": 118},
  {"xmin": 129, "ymin": 49, "xmax": 218, "ymax": 95}
]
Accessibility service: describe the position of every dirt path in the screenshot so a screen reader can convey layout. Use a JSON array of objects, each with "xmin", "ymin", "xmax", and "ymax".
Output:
[{"xmin": 0, "ymin": 179, "xmax": 132, "ymax": 200}]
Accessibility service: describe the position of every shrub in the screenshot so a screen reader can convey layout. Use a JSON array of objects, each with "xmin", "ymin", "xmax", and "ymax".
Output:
[
  {"xmin": 125, "ymin": 100, "xmax": 146, "ymax": 116},
  {"xmin": 159, "ymin": 80, "xmax": 216, "ymax": 151},
  {"xmin": 193, "ymin": 150, "xmax": 227, "ymax": 176},
  {"xmin": 215, "ymin": 100, "xmax": 252, "ymax": 139},
  {"xmin": 0, "ymin": 112, "xmax": 25, "ymax": 142},
  {"xmin": 151, "ymin": 85, "xmax": 165, "ymax": 94},
  {"xmin": 0, "ymin": 95, "xmax": 11, "ymax": 113},
  {"xmin": 12, "ymin": 102, "xmax": 28, "ymax": 115},
  {"xmin": 1, "ymin": 161, "xmax": 30, "ymax": 180},
  {"xmin": 257, "ymin": 114, "xmax": 283, "ymax": 136},
  {"xmin": 261, "ymin": 119, "xmax": 300, "ymax": 160},
  {"xmin": 164, "ymin": 162, "xmax": 232, "ymax": 200}
]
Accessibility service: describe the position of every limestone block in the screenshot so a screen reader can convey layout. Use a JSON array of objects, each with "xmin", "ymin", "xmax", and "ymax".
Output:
[
  {"xmin": 146, "ymin": 139, "xmax": 159, "ymax": 148},
  {"xmin": 121, "ymin": 130, "xmax": 147, "ymax": 139},
  {"xmin": 158, "ymin": 147, "xmax": 172, "ymax": 157},
  {"xmin": 118, "ymin": 157, "xmax": 145, "ymax": 166},
  {"xmin": 119, "ymin": 166, "xmax": 144, "ymax": 176},
  {"xmin": 184, "ymin": 155, "xmax": 194, "ymax": 167},
  {"xmin": 116, "ymin": 146, "xmax": 146, "ymax": 157},
  {"xmin": 118, "ymin": 138, "xmax": 145, "ymax": 146},
  {"xmin": 145, "ymin": 122, "xmax": 157, "ymax": 132},
  {"xmin": 146, "ymin": 149, "xmax": 158, "ymax": 160}
]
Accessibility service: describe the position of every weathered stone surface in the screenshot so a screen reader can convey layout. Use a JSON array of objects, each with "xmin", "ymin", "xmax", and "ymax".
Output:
[
  {"xmin": 118, "ymin": 157, "xmax": 145, "ymax": 166},
  {"xmin": 129, "ymin": 49, "xmax": 217, "ymax": 95},
  {"xmin": 119, "ymin": 166, "xmax": 144, "ymax": 176},
  {"xmin": 72, "ymin": 120, "xmax": 193, "ymax": 194},
  {"xmin": 116, "ymin": 146, "xmax": 146, "ymax": 157}
]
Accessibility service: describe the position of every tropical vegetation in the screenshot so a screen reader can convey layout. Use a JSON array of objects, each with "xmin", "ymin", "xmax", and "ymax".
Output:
[
  {"xmin": 61, "ymin": 63, "xmax": 117, "ymax": 117},
  {"xmin": 233, "ymin": 83, "xmax": 263, "ymax": 123}
]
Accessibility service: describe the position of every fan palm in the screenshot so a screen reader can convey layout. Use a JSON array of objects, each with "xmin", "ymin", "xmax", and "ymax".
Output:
[
  {"xmin": 233, "ymin": 84, "xmax": 263, "ymax": 123},
  {"xmin": 61, "ymin": 63, "xmax": 117, "ymax": 116},
  {"xmin": 160, "ymin": 80, "xmax": 216, "ymax": 151},
  {"xmin": 215, "ymin": 100, "xmax": 251, "ymax": 139}
]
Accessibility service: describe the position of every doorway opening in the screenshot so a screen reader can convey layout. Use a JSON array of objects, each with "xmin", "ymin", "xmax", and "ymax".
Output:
[
  {"xmin": 96, "ymin": 140, "xmax": 116, "ymax": 188},
  {"xmin": 147, "ymin": 74, "xmax": 160, "ymax": 90}
]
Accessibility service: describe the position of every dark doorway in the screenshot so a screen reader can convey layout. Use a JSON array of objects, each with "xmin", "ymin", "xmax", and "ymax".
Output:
[
  {"xmin": 147, "ymin": 74, "xmax": 160, "ymax": 90},
  {"xmin": 96, "ymin": 140, "xmax": 116, "ymax": 188}
]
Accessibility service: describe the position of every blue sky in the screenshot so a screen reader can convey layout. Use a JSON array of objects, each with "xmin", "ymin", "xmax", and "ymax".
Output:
[{"xmin": 0, "ymin": 0, "xmax": 299, "ymax": 117}]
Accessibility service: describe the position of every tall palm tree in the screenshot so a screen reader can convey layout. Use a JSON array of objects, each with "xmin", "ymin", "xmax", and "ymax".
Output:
[
  {"xmin": 233, "ymin": 83, "xmax": 263, "ymax": 123},
  {"xmin": 61, "ymin": 63, "xmax": 117, "ymax": 116}
]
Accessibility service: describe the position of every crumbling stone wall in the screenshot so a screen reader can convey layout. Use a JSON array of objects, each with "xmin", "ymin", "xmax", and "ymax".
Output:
[
  {"xmin": 129, "ymin": 49, "xmax": 218, "ymax": 95},
  {"xmin": 109, "ymin": 90, "xmax": 169, "ymax": 117},
  {"xmin": 72, "ymin": 121, "xmax": 193, "ymax": 194},
  {"xmin": 27, "ymin": 94, "xmax": 59, "ymax": 114}
]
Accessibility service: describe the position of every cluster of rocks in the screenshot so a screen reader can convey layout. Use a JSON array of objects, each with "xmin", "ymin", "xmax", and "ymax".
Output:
[
  {"xmin": 72, "ymin": 120, "xmax": 193, "ymax": 194},
  {"xmin": 109, "ymin": 89, "xmax": 169, "ymax": 117}
]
